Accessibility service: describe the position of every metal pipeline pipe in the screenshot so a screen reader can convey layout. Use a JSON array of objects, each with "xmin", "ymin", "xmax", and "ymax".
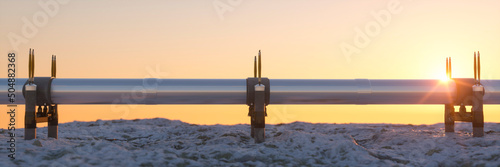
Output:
[{"xmin": 2, "ymin": 78, "xmax": 500, "ymax": 105}]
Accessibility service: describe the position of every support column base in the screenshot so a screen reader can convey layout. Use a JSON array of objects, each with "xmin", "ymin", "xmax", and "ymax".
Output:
[
  {"xmin": 473, "ymin": 127, "xmax": 484, "ymax": 137},
  {"xmin": 250, "ymin": 126, "xmax": 255, "ymax": 138},
  {"xmin": 254, "ymin": 128, "xmax": 265, "ymax": 143},
  {"xmin": 445, "ymin": 124, "xmax": 454, "ymax": 133},
  {"xmin": 250, "ymin": 117, "xmax": 255, "ymax": 138},
  {"xmin": 48, "ymin": 125, "xmax": 58, "ymax": 139},
  {"xmin": 25, "ymin": 128, "xmax": 36, "ymax": 140}
]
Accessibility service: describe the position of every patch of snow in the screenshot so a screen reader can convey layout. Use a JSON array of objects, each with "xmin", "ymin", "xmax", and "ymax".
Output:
[{"xmin": 0, "ymin": 119, "xmax": 499, "ymax": 166}]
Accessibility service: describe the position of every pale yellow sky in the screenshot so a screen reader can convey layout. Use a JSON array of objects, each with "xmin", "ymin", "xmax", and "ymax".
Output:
[{"xmin": 1, "ymin": 0, "xmax": 500, "ymax": 128}]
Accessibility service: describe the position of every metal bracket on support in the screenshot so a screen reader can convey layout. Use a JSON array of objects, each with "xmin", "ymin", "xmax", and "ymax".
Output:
[
  {"xmin": 444, "ymin": 77, "xmax": 475, "ymax": 133},
  {"xmin": 246, "ymin": 51, "xmax": 270, "ymax": 143},
  {"xmin": 444, "ymin": 52, "xmax": 485, "ymax": 137},
  {"xmin": 22, "ymin": 50, "xmax": 58, "ymax": 140}
]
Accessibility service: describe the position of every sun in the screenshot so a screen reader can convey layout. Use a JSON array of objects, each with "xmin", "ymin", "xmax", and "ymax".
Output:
[{"xmin": 440, "ymin": 76, "xmax": 450, "ymax": 82}]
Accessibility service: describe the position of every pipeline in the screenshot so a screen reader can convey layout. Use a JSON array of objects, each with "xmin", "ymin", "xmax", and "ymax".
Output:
[
  {"xmin": 3, "ymin": 78, "xmax": 500, "ymax": 105},
  {"xmin": 2, "ymin": 78, "xmax": 499, "ymax": 105}
]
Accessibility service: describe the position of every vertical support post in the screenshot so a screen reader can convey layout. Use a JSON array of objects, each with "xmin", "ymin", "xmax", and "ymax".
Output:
[
  {"xmin": 248, "ymin": 105, "xmax": 255, "ymax": 138},
  {"xmin": 444, "ymin": 104, "xmax": 454, "ymax": 132},
  {"xmin": 25, "ymin": 48, "xmax": 37, "ymax": 140},
  {"xmin": 48, "ymin": 104, "xmax": 58, "ymax": 139},
  {"xmin": 254, "ymin": 84, "xmax": 266, "ymax": 143},
  {"xmin": 49, "ymin": 55, "xmax": 58, "ymax": 139},
  {"xmin": 472, "ymin": 85, "xmax": 484, "ymax": 137},
  {"xmin": 25, "ymin": 84, "xmax": 37, "ymax": 140},
  {"xmin": 249, "ymin": 56, "xmax": 257, "ymax": 138},
  {"xmin": 444, "ymin": 57, "xmax": 455, "ymax": 132},
  {"xmin": 247, "ymin": 51, "xmax": 270, "ymax": 143},
  {"xmin": 472, "ymin": 51, "xmax": 484, "ymax": 137}
]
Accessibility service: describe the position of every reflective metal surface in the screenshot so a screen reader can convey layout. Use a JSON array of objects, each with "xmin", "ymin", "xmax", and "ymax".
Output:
[
  {"xmin": 50, "ymin": 79, "xmax": 247, "ymax": 104},
  {"xmin": 269, "ymin": 79, "xmax": 456, "ymax": 104},
  {"xmin": 1, "ymin": 78, "xmax": 500, "ymax": 105},
  {"xmin": 369, "ymin": 80, "xmax": 455, "ymax": 104}
]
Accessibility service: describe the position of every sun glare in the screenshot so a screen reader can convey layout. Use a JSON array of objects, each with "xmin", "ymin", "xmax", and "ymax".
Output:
[{"xmin": 440, "ymin": 76, "xmax": 450, "ymax": 82}]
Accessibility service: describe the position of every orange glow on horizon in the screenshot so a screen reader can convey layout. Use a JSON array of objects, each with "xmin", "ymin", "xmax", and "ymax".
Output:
[{"xmin": 1, "ymin": 0, "xmax": 500, "ymax": 129}]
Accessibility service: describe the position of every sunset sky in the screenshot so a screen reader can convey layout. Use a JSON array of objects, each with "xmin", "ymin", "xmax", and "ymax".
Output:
[{"xmin": 1, "ymin": 0, "xmax": 500, "ymax": 128}]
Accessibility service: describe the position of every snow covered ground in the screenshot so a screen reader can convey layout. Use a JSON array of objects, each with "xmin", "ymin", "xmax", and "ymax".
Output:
[{"xmin": 1, "ymin": 118, "xmax": 499, "ymax": 167}]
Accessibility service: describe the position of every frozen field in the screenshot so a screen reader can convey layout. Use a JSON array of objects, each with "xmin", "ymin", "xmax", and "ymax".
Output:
[{"xmin": 1, "ymin": 118, "xmax": 499, "ymax": 167}]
